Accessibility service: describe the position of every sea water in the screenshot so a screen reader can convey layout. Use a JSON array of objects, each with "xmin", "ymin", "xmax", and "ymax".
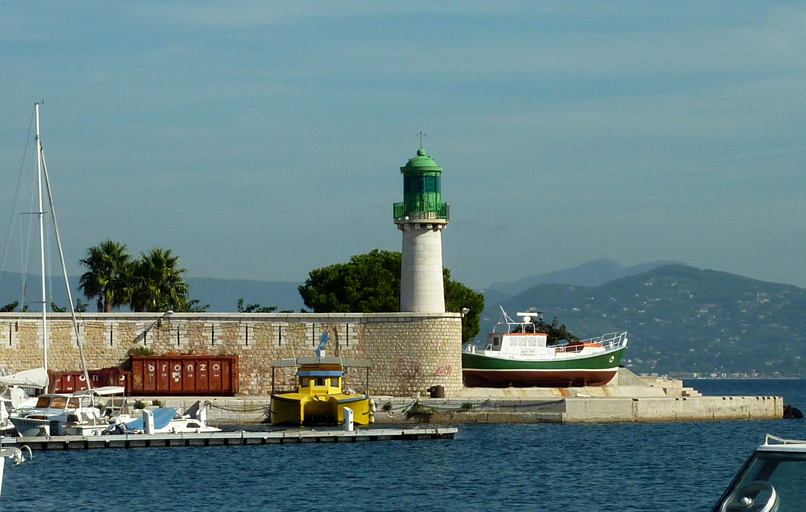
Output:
[{"xmin": 2, "ymin": 379, "xmax": 805, "ymax": 512}]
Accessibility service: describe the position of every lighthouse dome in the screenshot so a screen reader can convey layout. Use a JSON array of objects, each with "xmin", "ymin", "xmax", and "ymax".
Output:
[{"xmin": 401, "ymin": 148, "xmax": 443, "ymax": 173}]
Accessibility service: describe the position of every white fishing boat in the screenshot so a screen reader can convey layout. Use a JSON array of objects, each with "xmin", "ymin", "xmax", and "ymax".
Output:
[
  {"xmin": 462, "ymin": 307, "xmax": 628, "ymax": 387},
  {"xmin": 712, "ymin": 434, "xmax": 806, "ymax": 512}
]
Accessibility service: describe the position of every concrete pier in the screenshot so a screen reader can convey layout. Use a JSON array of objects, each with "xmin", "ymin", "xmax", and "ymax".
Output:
[
  {"xmin": 109, "ymin": 371, "xmax": 784, "ymax": 425},
  {"xmin": 0, "ymin": 427, "xmax": 458, "ymax": 451}
]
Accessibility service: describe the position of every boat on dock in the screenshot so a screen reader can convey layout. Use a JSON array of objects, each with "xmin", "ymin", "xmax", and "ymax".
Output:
[
  {"xmin": 712, "ymin": 434, "xmax": 806, "ymax": 512},
  {"xmin": 9, "ymin": 386, "xmax": 129, "ymax": 437},
  {"xmin": 462, "ymin": 307, "xmax": 628, "ymax": 387},
  {"xmin": 270, "ymin": 351, "xmax": 373, "ymax": 426}
]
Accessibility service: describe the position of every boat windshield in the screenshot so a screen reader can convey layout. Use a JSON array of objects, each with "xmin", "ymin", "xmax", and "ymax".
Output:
[
  {"xmin": 50, "ymin": 396, "xmax": 68, "ymax": 409},
  {"xmin": 35, "ymin": 396, "xmax": 51, "ymax": 408},
  {"xmin": 715, "ymin": 450, "xmax": 806, "ymax": 512}
]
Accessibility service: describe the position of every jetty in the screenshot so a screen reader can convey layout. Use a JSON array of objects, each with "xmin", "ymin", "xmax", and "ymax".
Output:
[
  {"xmin": 0, "ymin": 427, "xmax": 458, "ymax": 451},
  {"xmin": 142, "ymin": 369, "xmax": 783, "ymax": 425}
]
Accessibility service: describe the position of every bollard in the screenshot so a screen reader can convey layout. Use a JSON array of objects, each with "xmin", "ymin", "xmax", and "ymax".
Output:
[
  {"xmin": 343, "ymin": 407, "xmax": 354, "ymax": 432},
  {"xmin": 143, "ymin": 409, "xmax": 155, "ymax": 434}
]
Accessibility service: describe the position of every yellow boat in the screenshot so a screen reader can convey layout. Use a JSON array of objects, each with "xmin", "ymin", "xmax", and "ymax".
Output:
[{"xmin": 269, "ymin": 356, "xmax": 373, "ymax": 426}]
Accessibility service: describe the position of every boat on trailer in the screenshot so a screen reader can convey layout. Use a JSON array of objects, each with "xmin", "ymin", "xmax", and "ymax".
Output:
[{"xmin": 462, "ymin": 307, "xmax": 628, "ymax": 387}]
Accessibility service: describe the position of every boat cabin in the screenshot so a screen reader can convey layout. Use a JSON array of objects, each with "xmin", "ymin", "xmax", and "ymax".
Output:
[{"xmin": 297, "ymin": 365, "xmax": 344, "ymax": 395}]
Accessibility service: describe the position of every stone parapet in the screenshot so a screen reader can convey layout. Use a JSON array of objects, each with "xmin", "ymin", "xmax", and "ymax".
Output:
[{"xmin": 0, "ymin": 312, "xmax": 462, "ymax": 398}]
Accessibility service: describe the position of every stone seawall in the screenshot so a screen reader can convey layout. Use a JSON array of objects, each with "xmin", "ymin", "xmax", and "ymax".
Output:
[{"xmin": 0, "ymin": 312, "xmax": 463, "ymax": 397}]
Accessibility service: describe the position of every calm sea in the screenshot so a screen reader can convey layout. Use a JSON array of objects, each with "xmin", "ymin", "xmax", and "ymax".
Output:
[{"xmin": 3, "ymin": 379, "xmax": 805, "ymax": 512}]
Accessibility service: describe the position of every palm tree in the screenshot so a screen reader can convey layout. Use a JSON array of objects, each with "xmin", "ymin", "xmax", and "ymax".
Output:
[
  {"xmin": 78, "ymin": 240, "xmax": 133, "ymax": 312},
  {"xmin": 129, "ymin": 247, "xmax": 190, "ymax": 312}
]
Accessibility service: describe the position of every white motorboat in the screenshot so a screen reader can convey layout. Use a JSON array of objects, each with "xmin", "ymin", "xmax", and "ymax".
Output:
[
  {"xmin": 10, "ymin": 386, "xmax": 129, "ymax": 437},
  {"xmin": 0, "ymin": 368, "xmax": 49, "ymax": 433},
  {"xmin": 111, "ymin": 401, "xmax": 220, "ymax": 434},
  {"xmin": 712, "ymin": 434, "xmax": 806, "ymax": 512}
]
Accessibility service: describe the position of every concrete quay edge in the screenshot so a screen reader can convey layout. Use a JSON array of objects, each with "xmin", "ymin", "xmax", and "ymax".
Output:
[{"xmin": 131, "ymin": 393, "xmax": 785, "ymax": 425}]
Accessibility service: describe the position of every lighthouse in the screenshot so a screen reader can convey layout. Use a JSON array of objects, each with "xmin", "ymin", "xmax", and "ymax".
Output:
[{"xmin": 394, "ymin": 147, "xmax": 450, "ymax": 313}]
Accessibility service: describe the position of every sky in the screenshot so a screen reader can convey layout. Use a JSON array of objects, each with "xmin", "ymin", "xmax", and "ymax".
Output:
[{"xmin": 1, "ymin": 1, "xmax": 806, "ymax": 292}]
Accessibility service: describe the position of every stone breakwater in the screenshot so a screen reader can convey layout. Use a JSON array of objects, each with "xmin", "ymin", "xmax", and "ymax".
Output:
[{"xmin": 0, "ymin": 312, "xmax": 462, "ymax": 397}]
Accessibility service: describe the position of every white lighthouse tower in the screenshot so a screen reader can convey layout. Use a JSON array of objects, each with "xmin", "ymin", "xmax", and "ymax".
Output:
[{"xmin": 394, "ymin": 147, "xmax": 450, "ymax": 313}]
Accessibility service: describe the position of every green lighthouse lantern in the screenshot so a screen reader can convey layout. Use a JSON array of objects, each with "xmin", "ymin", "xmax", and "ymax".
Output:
[{"xmin": 393, "ymin": 148, "xmax": 450, "ymax": 222}]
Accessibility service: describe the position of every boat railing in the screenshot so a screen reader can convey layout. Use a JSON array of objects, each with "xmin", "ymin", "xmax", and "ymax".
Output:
[{"xmin": 555, "ymin": 331, "xmax": 628, "ymax": 353}]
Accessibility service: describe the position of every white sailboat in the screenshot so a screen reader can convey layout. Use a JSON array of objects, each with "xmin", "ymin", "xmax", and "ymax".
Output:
[{"xmin": 2, "ymin": 103, "xmax": 94, "ymax": 434}]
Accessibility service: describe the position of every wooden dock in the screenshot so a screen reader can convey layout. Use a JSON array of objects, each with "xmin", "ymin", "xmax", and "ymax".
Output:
[{"xmin": 0, "ymin": 427, "xmax": 458, "ymax": 451}]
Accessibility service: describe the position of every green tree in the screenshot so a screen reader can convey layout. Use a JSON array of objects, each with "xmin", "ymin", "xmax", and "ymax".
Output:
[
  {"xmin": 0, "ymin": 301, "xmax": 27, "ymax": 312},
  {"xmin": 237, "ymin": 298, "xmax": 277, "ymax": 313},
  {"xmin": 78, "ymin": 240, "xmax": 133, "ymax": 312},
  {"xmin": 299, "ymin": 250, "xmax": 401, "ymax": 313},
  {"xmin": 128, "ymin": 248, "xmax": 190, "ymax": 312},
  {"xmin": 444, "ymin": 268, "xmax": 485, "ymax": 342},
  {"xmin": 519, "ymin": 316, "xmax": 579, "ymax": 345},
  {"xmin": 299, "ymin": 249, "xmax": 484, "ymax": 342}
]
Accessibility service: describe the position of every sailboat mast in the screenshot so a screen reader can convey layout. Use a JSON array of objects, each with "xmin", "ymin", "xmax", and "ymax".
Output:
[{"xmin": 35, "ymin": 102, "xmax": 49, "ymax": 391}]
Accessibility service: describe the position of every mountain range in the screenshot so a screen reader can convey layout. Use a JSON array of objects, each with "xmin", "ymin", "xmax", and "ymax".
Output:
[{"xmin": 483, "ymin": 262, "xmax": 806, "ymax": 378}]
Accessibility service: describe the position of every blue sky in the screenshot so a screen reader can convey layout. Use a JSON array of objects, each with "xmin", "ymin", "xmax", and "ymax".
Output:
[{"xmin": 1, "ymin": 2, "xmax": 805, "ymax": 291}]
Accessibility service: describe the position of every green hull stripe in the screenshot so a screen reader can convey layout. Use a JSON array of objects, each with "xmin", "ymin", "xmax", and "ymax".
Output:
[{"xmin": 462, "ymin": 347, "xmax": 626, "ymax": 371}]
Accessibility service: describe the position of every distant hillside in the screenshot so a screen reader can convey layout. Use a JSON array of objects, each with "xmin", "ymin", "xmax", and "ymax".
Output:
[
  {"xmin": 481, "ymin": 265, "xmax": 806, "ymax": 377},
  {"xmin": 0, "ymin": 272, "xmax": 305, "ymax": 313},
  {"xmin": 487, "ymin": 258, "xmax": 683, "ymax": 296}
]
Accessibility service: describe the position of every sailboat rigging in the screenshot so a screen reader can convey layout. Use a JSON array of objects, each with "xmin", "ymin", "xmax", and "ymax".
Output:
[{"xmin": 4, "ymin": 103, "xmax": 92, "ymax": 392}]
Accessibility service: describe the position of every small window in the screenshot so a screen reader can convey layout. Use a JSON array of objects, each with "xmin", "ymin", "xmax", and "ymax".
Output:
[
  {"xmin": 301, "ymin": 377, "xmax": 311, "ymax": 387},
  {"xmin": 316, "ymin": 378, "xmax": 325, "ymax": 386},
  {"xmin": 528, "ymin": 338, "xmax": 536, "ymax": 347},
  {"xmin": 330, "ymin": 378, "xmax": 339, "ymax": 387},
  {"xmin": 36, "ymin": 396, "xmax": 51, "ymax": 408},
  {"xmin": 51, "ymin": 396, "xmax": 68, "ymax": 409},
  {"xmin": 493, "ymin": 337, "xmax": 500, "ymax": 347}
]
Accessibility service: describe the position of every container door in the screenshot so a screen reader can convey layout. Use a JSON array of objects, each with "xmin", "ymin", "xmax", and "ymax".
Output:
[
  {"xmin": 182, "ymin": 359, "xmax": 196, "ymax": 394},
  {"xmin": 157, "ymin": 360, "xmax": 171, "ymax": 394},
  {"xmin": 197, "ymin": 359, "xmax": 210, "ymax": 393}
]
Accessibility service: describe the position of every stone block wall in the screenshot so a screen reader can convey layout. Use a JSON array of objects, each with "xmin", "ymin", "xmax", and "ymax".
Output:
[{"xmin": 0, "ymin": 312, "xmax": 463, "ymax": 397}]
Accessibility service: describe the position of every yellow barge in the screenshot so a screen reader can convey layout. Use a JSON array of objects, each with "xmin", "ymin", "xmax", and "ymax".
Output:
[{"xmin": 269, "ymin": 356, "xmax": 373, "ymax": 426}]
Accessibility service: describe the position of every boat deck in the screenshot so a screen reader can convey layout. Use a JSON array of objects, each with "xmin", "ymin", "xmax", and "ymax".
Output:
[{"xmin": 0, "ymin": 427, "xmax": 458, "ymax": 451}]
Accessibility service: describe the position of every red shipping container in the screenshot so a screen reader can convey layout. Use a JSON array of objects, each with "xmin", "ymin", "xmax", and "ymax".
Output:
[
  {"xmin": 49, "ymin": 367, "xmax": 132, "ymax": 393},
  {"xmin": 129, "ymin": 355, "xmax": 239, "ymax": 396}
]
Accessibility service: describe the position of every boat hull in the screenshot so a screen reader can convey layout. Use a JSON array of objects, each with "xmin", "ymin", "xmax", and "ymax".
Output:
[
  {"xmin": 271, "ymin": 393, "xmax": 371, "ymax": 426},
  {"xmin": 9, "ymin": 417, "xmax": 51, "ymax": 437},
  {"xmin": 462, "ymin": 346, "xmax": 627, "ymax": 387}
]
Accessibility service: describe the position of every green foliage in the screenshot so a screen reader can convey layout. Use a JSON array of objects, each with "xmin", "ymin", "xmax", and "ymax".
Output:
[
  {"xmin": 443, "ymin": 268, "xmax": 485, "ymax": 342},
  {"xmin": 50, "ymin": 302, "xmax": 66, "ymax": 312},
  {"xmin": 79, "ymin": 240, "xmax": 132, "ymax": 313},
  {"xmin": 299, "ymin": 250, "xmax": 401, "ymax": 313},
  {"xmin": 1, "ymin": 301, "xmax": 20, "ymax": 312},
  {"xmin": 237, "ymin": 298, "xmax": 277, "ymax": 313},
  {"xmin": 134, "ymin": 400, "xmax": 146, "ymax": 410},
  {"xmin": 129, "ymin": 248, "xmax": 190, "ymax": 312},
  {"xmin": 75, "ymin": 299, "xmax": 88, "ymax": 313},
  {"xmin": 128, "ymin": 345, "xmax": 156, "ymax": 357},
  {"xmin": 299, "ymin": 249, "xmax": 484, "ymax": 342},
  {"xmin": 80, "ymin": 241, "xmax": 201, "ymax": 313}
]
